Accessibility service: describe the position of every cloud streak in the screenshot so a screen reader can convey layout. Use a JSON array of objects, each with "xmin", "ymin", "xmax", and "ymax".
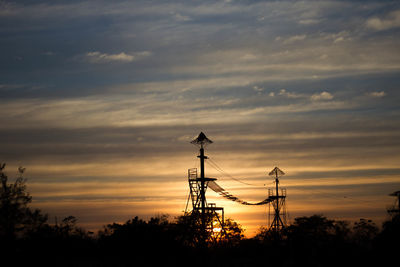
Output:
[
  {"xmin": 367, "ymin": 91, "xmax": 386, "ymax": 98},
  {"xmin": 311, "ymin": 91, "xmax": 333, "ymax": 101},
  {"xmin": 366, "ymin": 9, "xmax": 400, "ymax": 31},
  {"xmin": 85, "ymin": 51, "xmax": 135, "ymax": 63},
  {"xmin": 81, "ymin": 51, "xmax": 151, "ymax": 63}
]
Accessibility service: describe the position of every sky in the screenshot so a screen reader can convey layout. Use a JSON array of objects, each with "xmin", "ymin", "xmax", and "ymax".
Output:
[{"xmin": 1, "ymin": 0, "xmax": 400, "ymax": 237}]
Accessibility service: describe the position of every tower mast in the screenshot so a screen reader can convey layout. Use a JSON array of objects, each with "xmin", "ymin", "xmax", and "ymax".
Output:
[
  {"xmin": 268, "ymin": 167, "xmax": 287, "ymax": 232},
  {"xmin": 199, "ymin": 141, "xmax": 207, "ymax": 231},
  {"xmin": 388, "ymin": 190, "xmax": 400, "ymax": 216},
  {"xmin": 187, "ymin": 132, "xmax": 224, "ymax": 244}
]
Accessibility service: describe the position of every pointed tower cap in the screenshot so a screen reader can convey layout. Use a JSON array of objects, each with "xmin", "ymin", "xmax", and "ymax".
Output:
[
  {"xmin": 191, "ymin": 132, "xmax": 213, "ymax": 146},
  {"xmin": 269, "ymin": 167, "xmax": 285, "ymax": 177},
  {"xmin": 389, "ymin": 190, "xmax": 400, "ymax": 197}
]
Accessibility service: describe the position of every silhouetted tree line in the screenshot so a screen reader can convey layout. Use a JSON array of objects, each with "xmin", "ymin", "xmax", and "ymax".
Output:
[{"xmin": 1, "ymin": 164, "xmax": 399, "ymax": 266}]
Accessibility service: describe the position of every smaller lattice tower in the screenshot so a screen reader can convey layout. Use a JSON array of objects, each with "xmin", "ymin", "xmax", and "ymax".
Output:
[
  {"xmin": 185, "ymin": 132, "xmax": 224, "ymax": 243},
  {"xmin": 268, "ymin": 167, "xmax": 287, "ymax": 232},
  {"xmin": 388, "ymin": 190, "xmax": 400, "ymax": 217}
]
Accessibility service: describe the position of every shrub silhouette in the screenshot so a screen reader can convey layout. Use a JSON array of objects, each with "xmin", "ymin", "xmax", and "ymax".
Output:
[
  {"xmin": 0, "ymin": 163, "xmax": 47, "ymax": 242},
  {"xmin": 2, "ymin": 162, "xmax": 399, "ymax": 267}
]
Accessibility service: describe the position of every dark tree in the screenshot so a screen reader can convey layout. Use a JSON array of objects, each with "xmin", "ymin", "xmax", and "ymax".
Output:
[
  {"xmin": 0, "ymin": 163, "xmax": 47, "ymax": 242},
  {"xmin": 283, "ymin": 215, "xmax": 359, "ymax": 267},
  {"xmin": 220, "ymin": 218, "xmax": 245, "ymax": 245},
  {"xmin": 352, "ymin": 218, "xmax": 378, "ymax": 247},
  {"xmin": 174, "ymin": 212, "xmax": 244, "ymax": 247},
  {"xmin": 374, "ymin": 213, "xmax": 400, "ymax": 266}
]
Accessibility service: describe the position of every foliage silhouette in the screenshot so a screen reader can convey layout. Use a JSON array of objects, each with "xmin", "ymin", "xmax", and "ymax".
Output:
[
  {"xmin": 173, "ymin": 211, "xmax": 243, "ymax": 247},
  {"xmin": 375, "ymin": 213, "xmax": 400, "ymax": 266},
  {"xmin": 2, "ymin": 163, "xmax": 399, "ymax": 266},
  {"xmin": 352, "ymin": 218, "xmax": 378, "ymax": 247},
  {"xmin": 0, "ymin": 163, "xmax": 47, "ymax": 242}
]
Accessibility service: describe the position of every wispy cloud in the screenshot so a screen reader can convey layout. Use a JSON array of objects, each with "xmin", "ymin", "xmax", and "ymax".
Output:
[
  {"xmin": 321, "ymin": 31, "xmax": 352, "ymax": 44},
  {"xmin": 282, "ymin": 34, "xmax": 307, "ymax": 44},
  {"xmin": 84, "ymin": 51, "xmax": 135, "ymax": 63},
  {"xmin": 279, "ymin": 89, "xmax": 304, "ymax": 98},
  {"xmin": 367, "ymin": 91, "xmax": 386, "ymax": 98},
  {"xmin": 366, "ymin": 9, "xmax": 400, "ymax": 31},
  {"xmin": 80, "ymin": 51, "xmax": 152, "ymax": 64},
  {"xmin": 42, "ymin": 51, "xmax": 55, "ymax": 56},
  {"xmin": 173, "ymin": 13, "xmax": 191, "ymax": 22},
  {"xmin": 298, "ymin": 19, "xmax": 320, "ymax": 25},
  {"xmin": 0, "ymin": 83, "xmax": 24, "ymax": 90},
  {"xmin": 311, "ymin": 91, "xmax": 333, "ymax": 101}
]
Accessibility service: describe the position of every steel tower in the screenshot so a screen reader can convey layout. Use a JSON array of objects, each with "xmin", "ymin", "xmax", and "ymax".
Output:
[
  {"xmin": 268, "ymin": 167, "xmax": 287, "ymax": 232},
  {"xmin": 388, "ymin": 190, "xmax": 400, "ymax": 217},
  {"xmin": 185, "ymin": 132, "xmax": 224, "ymax": 243}
]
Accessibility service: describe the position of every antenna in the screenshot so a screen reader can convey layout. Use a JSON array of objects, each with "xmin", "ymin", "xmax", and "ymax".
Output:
[{"xmin": 190, "ymin": 131, "xmax": 213, "ymax": 148}]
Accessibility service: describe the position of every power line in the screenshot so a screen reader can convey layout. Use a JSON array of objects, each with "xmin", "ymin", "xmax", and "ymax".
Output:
[
  {"xmin": 208, "ymin": 157, "xmax": 375, "ymax": 206},
  {"xmin": 207, "ymin": 157, "xmax": 267, "ymax": 187},
  {"xmin": 291, "ymin": 187, "xmax": 375, "ymax": 205},
  {"xmin": 207, "ymin": 155, "xmax": 373, "ymax": 207}
]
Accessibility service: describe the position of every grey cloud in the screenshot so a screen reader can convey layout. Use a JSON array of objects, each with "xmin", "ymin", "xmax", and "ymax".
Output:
[
  {"xmin": 1, "ymin": 1, "xmax": 399, "ymax": 99},
  {"xmin": 366, "ymin": 9, "xmax": 400, "ymax": 31},
  {"xmin": 80, "ymin": 51, "xmax": 151, "ymax": 64},
  {"xmin": 282, "ymin": 34, "xmax": 307, "ymax": 44},
  {"xmin": 367, "ymin": 91, "xmax": 386, "ymax": 98},
  {"xmin": 311, "ymin": 91, "xmax": 333, "ymax": 101},
  {"xmin": 2, "ymin": 115, "xmax": 399, "ymax": 169},
  {"xmin": 84, "ymin": 51, "xmax": 135, "ymax": 63}
]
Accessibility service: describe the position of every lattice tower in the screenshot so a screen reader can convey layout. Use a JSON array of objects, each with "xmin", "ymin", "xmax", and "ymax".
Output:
[
  {"xmin": 185, "ymin": 132, "xmax": 224, "ymax": 243},
  {"xmin": 268, "ymin": 167, "xmax": 287, "ymax": 232}
]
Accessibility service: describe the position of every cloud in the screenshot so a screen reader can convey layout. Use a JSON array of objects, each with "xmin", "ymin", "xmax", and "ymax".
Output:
[
  {"xmin": 279, "ymin": 89, "xmax": 303, "ymax": 98},
  {"xmin": 367, "ymin": 91, "xmax": 386, "ymax": 98},
  {"xmin": 283, "ymin": 34, "xmax": 307, "ymax": 44},
  {"xmin": 135, "ymin": 51, "xmax": 152, "ymax": 57},
  {"xmin": 173, "ymin": 13, "xmax": 191, "ymax": 22},
  {"xmin": 80, "ymin": 51, "xmax": 152, "ymax": 64},
  {"xmin": 42, "ymin": 51, "xmax": 55, "ymax": 56},
  {"xmin": 298, "ymin": 19, "xmax": 320, "ymax": 25},
  {"xmin": 320, "ymin": 31, "xmax": 351, "ymax": 44},
  {"xmin": 0, "ymin": 84, "xmax": 24, "ymax": 90},
  {"xmin": 253, "ymin": 86, "xmax": 263, "ymax": 93},
  {"xmin": 84, "ymin": 51, "xmax": 135, "ymax": 63},
  {"xmin": 366, "ymin": 9, "xmax": 400, "ymax": 31},
  {"xmin": 311, "ymin": 91, "xmax": 333, "ymax": 101}
]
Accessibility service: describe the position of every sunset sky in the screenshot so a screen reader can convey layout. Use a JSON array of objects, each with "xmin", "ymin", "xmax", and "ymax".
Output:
[{"xmin": 1, "ymin": 0, "xmax": 400, "ymax": 236}]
